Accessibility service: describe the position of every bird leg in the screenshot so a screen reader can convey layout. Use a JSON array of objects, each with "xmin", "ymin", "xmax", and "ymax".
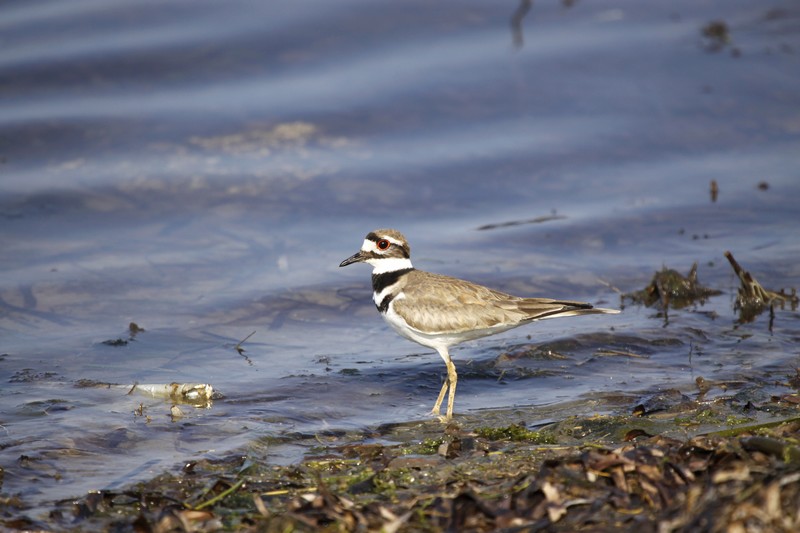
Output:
[
  {"xmin": 431, "ymin": 379, "xmax": 448, "ymax": 416},
  {"xmin": 430, "ymin": 348, "xmax": 458, "ymax": 420},
  {"xmin": 445, "ymin": 358, "xmax": 457, "ymax": 420}
]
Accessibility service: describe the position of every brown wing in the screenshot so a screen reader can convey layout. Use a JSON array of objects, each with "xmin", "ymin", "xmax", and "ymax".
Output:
[{"xmin": 393, "ymin": 271, "xmax": 597, "ymax": 334}]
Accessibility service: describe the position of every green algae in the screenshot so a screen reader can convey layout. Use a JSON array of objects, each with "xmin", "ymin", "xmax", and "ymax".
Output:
[{"xmin": 474, "ymin": 423, "xmax": 556, "ymax": 443}]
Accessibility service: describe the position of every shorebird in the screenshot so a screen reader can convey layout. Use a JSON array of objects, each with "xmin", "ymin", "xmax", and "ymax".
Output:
[{"xmin": 339, "ymin": 228, "xmax": 619, "ymax": 420}]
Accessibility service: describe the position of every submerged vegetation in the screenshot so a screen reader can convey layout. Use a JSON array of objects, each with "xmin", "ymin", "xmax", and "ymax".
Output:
[
  {"xmin": 724, "ymin": 251, "xmax": 799, "ymax": 326},
  {"xmin": 622, "ymin": 262, "xmax": 721, "ymax": 311},
  {"xmin": 623, "ymin": 250, "xmax": 798, "ymax": 331}
]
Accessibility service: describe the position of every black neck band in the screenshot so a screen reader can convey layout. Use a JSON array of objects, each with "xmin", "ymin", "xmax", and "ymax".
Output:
[{"xmin": 371, "ymin": 268, "xmax": 414, "ymax": 294}]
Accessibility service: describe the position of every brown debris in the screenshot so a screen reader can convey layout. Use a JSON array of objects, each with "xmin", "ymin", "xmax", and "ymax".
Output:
[
  {"xmin": 28, "ymin": 417, "xmax": 800, "ymax": 533},
  {"xmin": 724, "ymin": 251, "xmax": 798, "ymax": 325},
  {"xmin": 477, "ymin": 212, "xmax": 566, "ymax": 231},
  {"xmin": 624, "ymin": 263, "xmax": 721, "ymax": 311},
  {"xmin": 701, "ymin": 19, "xmax": 740, "ymax": 56},
  {"xmin": 702, "ymin": 20, "xmax": 731, "ymax": 51}
]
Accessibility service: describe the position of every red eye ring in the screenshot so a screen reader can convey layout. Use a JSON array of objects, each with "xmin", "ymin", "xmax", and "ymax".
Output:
[{"xmin": 376, "ymin": 239, "xmax": 391, "ymax": 250}]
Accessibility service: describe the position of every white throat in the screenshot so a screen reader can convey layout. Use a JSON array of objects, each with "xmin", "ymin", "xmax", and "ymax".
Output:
[{"xmin": 368, "ymin": 257, "xmax": 414, "ymax": 274}]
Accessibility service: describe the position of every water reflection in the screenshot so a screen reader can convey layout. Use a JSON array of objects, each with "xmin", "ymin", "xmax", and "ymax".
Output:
[
  {"xmin": 510, "ymin": 0, "xmax": 579, "ymax": 49},
  {"xmin": 510, "ymin": 0, "xmax": 534, "ymax": 49}
]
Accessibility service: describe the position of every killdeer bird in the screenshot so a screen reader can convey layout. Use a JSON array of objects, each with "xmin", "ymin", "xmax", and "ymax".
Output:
[{"xmin": 339, "ymin": 228, "xmax": 619, "ymax": 420}]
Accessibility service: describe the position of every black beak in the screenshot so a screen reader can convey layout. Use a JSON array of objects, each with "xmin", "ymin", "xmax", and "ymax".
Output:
[{"xmin": 339, "ymin": 251, "xmax": 366, "ymax": 267}]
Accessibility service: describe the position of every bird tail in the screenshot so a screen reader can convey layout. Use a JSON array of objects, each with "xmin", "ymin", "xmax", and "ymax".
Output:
[{"xmin": 518, "ymin": 298, "xmax": 620, "ymax": 321}]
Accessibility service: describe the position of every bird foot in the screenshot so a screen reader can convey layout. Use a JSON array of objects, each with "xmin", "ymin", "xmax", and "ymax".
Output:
[{"xmin": 429, "ymin": 409, "xmax": 454, "ymax": 424}]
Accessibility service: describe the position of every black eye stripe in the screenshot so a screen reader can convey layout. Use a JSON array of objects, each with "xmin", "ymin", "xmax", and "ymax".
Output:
[{"xmin": 364, "ymin": 232, "xmax": 410, "ymax": 259}]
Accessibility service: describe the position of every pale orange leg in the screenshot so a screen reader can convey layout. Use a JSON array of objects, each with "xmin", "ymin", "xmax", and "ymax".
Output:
[
  {"xmin": 444, "ymin": 358, "xmax": 457, "ymax": 420},
  {"xmin": 431, "ymin": 348, "xmax": 457, "ymax": 421},
  {"xmin": 431, "ymin": 379, "xmax": 448, "ymax": 416}
]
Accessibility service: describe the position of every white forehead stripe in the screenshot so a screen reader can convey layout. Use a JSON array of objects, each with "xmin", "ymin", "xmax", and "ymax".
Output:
[{"xmin": 361, "ymin": 236, "xmax": 404, "ymax": 252}]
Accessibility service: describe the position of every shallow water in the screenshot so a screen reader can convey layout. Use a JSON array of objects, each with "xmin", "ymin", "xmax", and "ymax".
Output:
[{"xmin": 1, "ymin": 0, "xmax": 799, "ymax": 518}]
